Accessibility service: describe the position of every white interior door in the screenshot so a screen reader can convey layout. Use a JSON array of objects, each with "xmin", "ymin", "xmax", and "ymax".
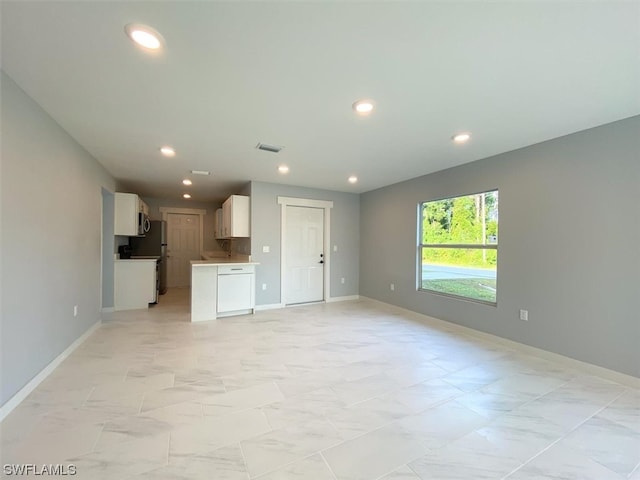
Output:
[
  {"xmin": 167, "ymin": 213, "xmax": 200, "ymax": 288},
  {"xmin": 284, "ymin": 206, "xmax": 324, "ymax": 305}
]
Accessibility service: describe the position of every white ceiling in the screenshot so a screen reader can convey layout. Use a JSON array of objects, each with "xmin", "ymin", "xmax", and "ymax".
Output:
[{"xmin": 2, "ymin": 1, "xmax": 639, "ymax": 202}]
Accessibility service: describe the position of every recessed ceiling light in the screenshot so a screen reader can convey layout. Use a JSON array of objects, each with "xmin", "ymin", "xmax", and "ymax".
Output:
[
  {"xmin": 182, "ymin": 179, "xmax": 192, "ymax": 186},
  {"xmin": 352, "ymin": 99, "xmax": 375, "ymax": 115},
  {"xmin": 124, "ymin": 24, "xmax": 164, "ymax": 50},
  {"xmin": 348, "ymin": 175, "xmax": 358, "ymax": 184},
  {"xmin": 452, "ymin": 132, "xmax": 471, "ymax": 144},
  {"xmin": 124, "ymin": 23, "xmax": 163, "ymax": 50},
  {"xmin": 160, "ymin": 146, "xmax": 175, "ymax": 157},
  {"xmin": 183, "ymin": 193, "xmax": 191, "ymax": 199},
  {"xmin": 278, "ymin": 165, "xmax": 289, "ymax": 174},
  {"xmin": 190, "ymin": 170, "xmax": 210, "ymax": 176}
]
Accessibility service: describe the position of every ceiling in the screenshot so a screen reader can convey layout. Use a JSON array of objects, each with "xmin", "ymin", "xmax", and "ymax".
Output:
[{"xmin": 2, "ymin": 1, "xmax": 639, "ymax": 203}]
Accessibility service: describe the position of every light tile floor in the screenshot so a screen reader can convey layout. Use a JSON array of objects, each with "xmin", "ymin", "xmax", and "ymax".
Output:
[{"xmin": 1, "ymin": 289, "xmax": 638, "ymax": 479}]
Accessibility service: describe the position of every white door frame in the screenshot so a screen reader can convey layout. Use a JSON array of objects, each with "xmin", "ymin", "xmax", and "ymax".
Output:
[
  {"xmin": 160, "ymin": 207, "xmax": 207, "ymax": 288},
  {"xmin": 159, "ymin": 207, "xmax": 207, "ymax": 254},
  {"xmin": 278, "ymin": 196, "xmax": 333, "ymax": 305}
]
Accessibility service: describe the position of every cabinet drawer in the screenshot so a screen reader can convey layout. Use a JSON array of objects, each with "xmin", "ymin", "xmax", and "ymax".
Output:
[{"xmin": 218, "ymin": 265, "xmax": 255, "ymax": 275}]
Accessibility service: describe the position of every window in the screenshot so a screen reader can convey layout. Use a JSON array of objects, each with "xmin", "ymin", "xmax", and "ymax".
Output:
[{"xmin": 419, "ymin": 190, "xmax": 498, "ymax": 304}]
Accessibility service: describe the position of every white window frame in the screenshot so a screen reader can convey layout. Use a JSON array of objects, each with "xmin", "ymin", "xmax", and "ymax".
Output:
[{"xmin": 418, "ymin": 190, "xmax": 498, "ymax": 306}]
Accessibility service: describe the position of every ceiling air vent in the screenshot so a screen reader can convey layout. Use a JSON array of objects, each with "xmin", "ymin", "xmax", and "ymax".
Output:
[{"xmin": 256, "ymin": 142, "xmax": 283, "ymax": 153}]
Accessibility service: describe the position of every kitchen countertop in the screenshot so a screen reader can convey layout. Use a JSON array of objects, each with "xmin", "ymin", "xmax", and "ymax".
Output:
[
  {"xmin": 115, "ymin": 257, "xmax": 159, "ymax": 262},
  {"xmin": 191, "ymin": 252, "xmax": 258, "ymax": 266},
  {"xmin": 191, "ymin": 259, "xmax": 259, "ymax": 266}
]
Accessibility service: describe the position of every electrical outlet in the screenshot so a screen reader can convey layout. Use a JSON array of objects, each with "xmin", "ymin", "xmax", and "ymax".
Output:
[
  {"xmin": 73, "ymin": 305, "xmax": 78, "ymax": 317},
  {"xmin": 519, "ymin": 309, "xmax": 528, "ymax": 321},
  {"xmin": 341, "ymin": 277, "xmax": 345, "ymax": 284},
  {"xmin": 333, "ymin": 245, "xmax": 338, "ymax": 252},
  {"xmin": 262, "ymin": 283, "xmax": 267, "ymax": 291},
  {"xmin": 390, "ymin": 283, "xmax": 395, "ymax": 291}
]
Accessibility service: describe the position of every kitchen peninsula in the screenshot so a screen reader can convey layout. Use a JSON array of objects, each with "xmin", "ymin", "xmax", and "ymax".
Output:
[{"xmin": 191, "ymin": 252, "xmax": 259, "ymax": 322}]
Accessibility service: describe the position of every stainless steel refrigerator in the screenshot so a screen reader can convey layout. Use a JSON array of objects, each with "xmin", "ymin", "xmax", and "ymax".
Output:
[{"xmin": 129, "ymin": 220, "xmax": 168, "ymax": 295}]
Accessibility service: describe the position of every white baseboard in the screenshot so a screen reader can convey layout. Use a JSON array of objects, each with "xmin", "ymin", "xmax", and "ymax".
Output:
[
  {"xmin": 326, "ymin": 295, "xmax": 360, "ymax": 303},
  {"xmin": 0, "ymin": 320, "xmax": 102, "ymax": 422},
  {"xmin": 254, "ymin": 303, "xmax": 285, "ymax": 311},
  {"xmin": 360, "ymin": 296, "xmax": 640, "ymax": 389},
  {"xmin": 256, "ymin": 296, "xmax": 360, "ymax": 310},
  {"xmin": 101, "ymin": 307, "xmax": 114, "ymax": 313}
]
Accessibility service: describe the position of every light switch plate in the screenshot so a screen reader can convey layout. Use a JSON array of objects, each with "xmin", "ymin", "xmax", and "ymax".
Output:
[{"xmin": 262, "ymin": 246, "xmax": 270, "ymax": 253}]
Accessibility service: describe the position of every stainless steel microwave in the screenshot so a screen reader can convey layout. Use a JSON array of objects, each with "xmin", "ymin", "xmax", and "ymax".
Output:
[{"xmin": 138, "ymin": 212, "xmax": 151, "ymax": 235}]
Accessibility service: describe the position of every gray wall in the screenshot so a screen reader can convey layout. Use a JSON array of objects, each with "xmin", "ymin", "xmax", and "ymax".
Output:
[
  {"xmin": 360, "ymin": 116, "xmax": 640, "ymax": 377},
  {"xmin": 101, "ymin": 189, "xmax": 115, "ymax": 309},
  {"xmin": 1, "ymin": 71, "xmax": 116, "ymax": 406},
  {"xmin": 250, "ymin": 181, "xmax": 360, "ymax": 306}
]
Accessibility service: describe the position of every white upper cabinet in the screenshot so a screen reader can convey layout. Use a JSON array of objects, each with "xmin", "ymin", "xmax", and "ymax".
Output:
[
  {"xmin": 214, "ymin": 208, "xmax": 224, "ymax": 239},
  {"xmin": 218, "ymin": 195, "xmax": 250, "ymax": 238},
  {"xmin": 114, "ymin": 192, "xmax": 148, "ymax": 236},
  {"xmin": 138, "ymin": 196, "xmax": 149, "ymax": 216}
]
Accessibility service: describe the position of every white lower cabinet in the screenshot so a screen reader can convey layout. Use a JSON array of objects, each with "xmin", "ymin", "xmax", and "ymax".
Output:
[
  {"xmin": 114, "ymin": 260, "xmax": 157, "ymax": 310},
  {"xmin": 191, "ymin": 263, "xmax": 256, "ymax": 321}
]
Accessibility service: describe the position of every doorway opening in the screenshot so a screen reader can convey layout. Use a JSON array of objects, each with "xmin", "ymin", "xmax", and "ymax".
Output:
[{"xmin": 159, "ymin": 207, "xmax": 206, "ymax": 288}]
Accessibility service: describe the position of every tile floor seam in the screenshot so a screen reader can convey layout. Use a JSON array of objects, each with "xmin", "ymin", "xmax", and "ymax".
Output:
[
  {"xmin": 164, "ymin": 430, "xmax": 170, "ymax": 467},
  {"xmin": 328, "ymin": 393, "xmax": 471, "ymax": 444},
  {"xmin": 82, "ymin": 386, "xmax": 96, "ymax": 407},
  {"xmin": 371, "ymin": 449, "xmax": 432, "ymax": 480},
  {"xmin": 482, "ymin": 375, "xmax": 574, "ymax": 423},
  {"xmin": 257, "ymin": 406, "xmax": 275, "ymax": 433},
  {"xmin": 90, "ymin": 422, "xmax": 106, "ymax": 454},
  {"xmin": 271, "ymin": 380, "xmax": 285, "ymax": 400},
  {"xmin": 136, "ymin": 394, "xmax": 144, "ymax": 415},
  {"xmin": 329, "ymin": 415, "xmax": 401, "ymax": 446},
  {"xmin": 235, "ymin": 440, "xmax": 252, "ymax": 480},
  {"xmin": 628, "ymin": 461, "xmax": 640, "ymax": 479},
  {"xmin": 319, "ymin": 450, "xmax": 339, "ymax": 480},
  {"xmin": 500, "ymin": 388, "xmax": 629, "ymax": 479},
  {"xmin": 247, "ymin": 451, "xmax": 325, "ymax": 480},
  {"xmin": 407, "ymin": 462, "xmax": 422, "ymax": 479},
  {"xmin": 318, "ymin": 418, "xmax": 431, "ymax": 466}
]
